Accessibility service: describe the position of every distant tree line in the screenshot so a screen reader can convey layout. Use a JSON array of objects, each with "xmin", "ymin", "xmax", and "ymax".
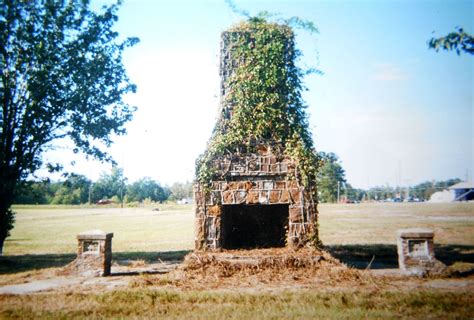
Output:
[
  {"xmin": 13, "ymin": 159, "xmax": 461, "ymax": 205},
  {"xmin": 315, "ymin": 152, "xmax": 461, "ymax": 203},
  {"xmin": 13, "ymin": 167, "xmax": 194, "ymax": 205}
]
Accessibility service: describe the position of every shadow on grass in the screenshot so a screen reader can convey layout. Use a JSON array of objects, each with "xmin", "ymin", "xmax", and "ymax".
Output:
[
  {"xmin": 2, "ymin": 245, "xmax": 472, "ymax": 274},
  {"xmin": 0, "ymin": 250, "xmax": 191, "ymax": 275},
  {"xmin": 0, "ymin": 253, "xmax": 76, "ymax": 274},
  {"xmin": 326, "ymin": 244, "xmax": 474, "ymax": 269}
]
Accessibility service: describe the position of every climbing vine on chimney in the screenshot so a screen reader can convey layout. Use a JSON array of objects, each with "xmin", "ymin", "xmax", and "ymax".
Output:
[{"xmin": 196, "ymin": 17, "xmax": 320, "ymax": 196}]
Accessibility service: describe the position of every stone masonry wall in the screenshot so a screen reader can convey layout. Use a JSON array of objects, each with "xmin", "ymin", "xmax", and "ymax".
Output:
[{"xmin": 195, "ymin": 153, "xmax": 317, "ymax": 250}]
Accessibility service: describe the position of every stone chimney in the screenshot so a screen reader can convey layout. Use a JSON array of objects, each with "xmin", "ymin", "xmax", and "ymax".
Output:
[{"xmin": 194, "ymin": 23, "xmax": 318, "ymax": 250}]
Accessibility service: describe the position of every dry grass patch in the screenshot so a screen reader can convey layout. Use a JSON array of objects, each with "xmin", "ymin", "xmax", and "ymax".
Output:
[
  {"xmin": 1, "ymin": 288, "xmax": 473, "ymax": 319},
  {"xmin": 130, "ymin": 248, "xmax": 381, "ymax": 290}
]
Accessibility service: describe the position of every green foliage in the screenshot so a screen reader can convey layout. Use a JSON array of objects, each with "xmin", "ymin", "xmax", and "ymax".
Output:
[
  {"xmin": 92, "ymin": 167, "xmax": 126, "ymax": 202},
  {"xmin": 168, "ymin": 181, "xmax": 193, "ymax": 201},
  {"xmin": 408, "ymin": 178, "xmax": 461, "ymax": 201},
  {"xmin": 428, "ymin": 27, "xmax": 474, "ymax": 55},
  {"xmin": 127, "ymin": 177, "xmax": 169, "ymax": 203},
  {"xmin": 196, "ymin": 18, "xmax": 319, "ymax": 194},
  {"xmin": 50, "ymin": 174, "xmax": 91, "ymax": 205},
  {"xmin": 14, "ymin": 180, "xmax": 55, "ymax": 204},
  {"xmin": 0, "ymin": 1, "xmax": 138, "ymax": 252},
  {"xmin": 345, "ymin": 183, "xmax": 365, "ymax": 202},
  {"xmin": 365, "ymin": 178, "xmax": 461, "ymax": 202},
  {"xmin": 12, "ymin": 171, "xmax": 174, "ymax": 205},
  {"xmin": 317, "ymin": 152, "xmax": 346, "ymax": 203}
]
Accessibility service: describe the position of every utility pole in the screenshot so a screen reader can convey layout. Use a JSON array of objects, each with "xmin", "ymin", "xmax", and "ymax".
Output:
[
  {"xmin": 120, "ymin": 172, "xmax": 124, "ymax": 209},
  {"xmin": 337, "ymin": 181, "xmax": 340, "ymax": 203},
  {"xmin": 88, "ymin": 183, "xmax": 92, "ymax": 205}
]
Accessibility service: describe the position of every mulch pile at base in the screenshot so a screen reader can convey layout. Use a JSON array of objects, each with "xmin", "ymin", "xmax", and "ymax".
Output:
[
  {"xmin": 57, "ymin": 255, "xmax": 103, "ymax": 277},
  {"xmin": 164, "ymin": 247, "xmax": 375, "ymax": 289}
]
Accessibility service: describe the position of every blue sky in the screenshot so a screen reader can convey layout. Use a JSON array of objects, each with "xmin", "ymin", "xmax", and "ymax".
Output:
[{"xmin": 44, "ymin": 0, "xmax": 473, "ymax": 189}]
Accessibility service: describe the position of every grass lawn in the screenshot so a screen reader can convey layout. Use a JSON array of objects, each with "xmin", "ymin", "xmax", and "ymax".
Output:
[
  {"xmin": 4, "ymin": 202, "xmax": 473, "ymax": 255},
  {"xmin": 5, "ymin": 203, "xmax": 195, "ymax": 255},
  {"xmin": 1, "ymin": 288, "xmax": 472, "ymax": 319},
  {"xmin": 0, "ymin": 202, "xmax": 473, "ymax": 319},
  {"xmin": 319, "ymin": 202, "xmax": 474, "ymax": 246}
]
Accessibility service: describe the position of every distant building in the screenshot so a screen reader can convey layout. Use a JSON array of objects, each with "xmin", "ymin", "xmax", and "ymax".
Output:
[
  {"xmin": 429, "ymin": 181, "xmax": 474, "ymax": 202},
  {"xmin": 177, "ymin": 198, "xmax": 193, "ymax": 205},
  {"xmin": 448, "ymin": 181, "xmax": 474, "ymax": 201}
]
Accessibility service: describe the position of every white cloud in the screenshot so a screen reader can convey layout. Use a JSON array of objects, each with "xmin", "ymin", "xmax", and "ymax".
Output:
[{"xmin": 371, "ymin": 63, "xmax": 408, "ymax": 81}]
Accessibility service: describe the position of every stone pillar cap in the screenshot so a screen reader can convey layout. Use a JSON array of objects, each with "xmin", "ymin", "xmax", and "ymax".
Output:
[
  {"xmin": 397, "ymin": 228, "xmax": 434, "ymax": 238},
  {"xmin": 77, "ymin": 229, "xmax": 114, "ymax": 240}
]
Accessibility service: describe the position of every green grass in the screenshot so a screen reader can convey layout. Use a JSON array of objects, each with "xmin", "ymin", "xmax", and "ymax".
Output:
[
  {"xmin": 2, "ymin": 202, "xmax": 472, "ymax": 273},
  {"xmin": 318, "ymin": 202, "xmax": 474, "ymax": 245},
  {"xmin": 5, "ymin": 202, "xmax": 472, "ymax": 256},
  {"xmin": 1, "ymin": 288, "xmax": 472, "ymax": 319},
  {"xmin": 1, "ymin": 202, "xmax": 473, "ymax": 318},
  {"xmin": 6, "ymin": 204, "xmax": 194, "ymax": 255}
]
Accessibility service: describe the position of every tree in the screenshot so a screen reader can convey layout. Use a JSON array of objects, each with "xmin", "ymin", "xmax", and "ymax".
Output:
[
  {"xmin": 428, "ymin": 27, "xmax": 474, "ymax": 55},
  {"xmin": 0, "ymin": 1, "xmax": 138, "ymax": 254},
  {"xmin": 410, "ymin": 178, "xmax": 461, "ymax": 201},
  {"xmin": 51, "ymin": 173, "xmax": 91, "ymax": 204},
  {"xmin": 317, "ymin": 152, "xmax": 346, "ymax": 203},
  {"xmin": 168, "ymin": 181, "xmax": 193, "ymax": 201},
  {"xmin": 13, "ymin": 179, "xmax": 55, "ymax": 204},
  {"xmin": 127, "ymin": 177, "xmax": 169, "ymax": 203},
  {"xmin": 345, "ymin": 183, "xmax": 365, "ymax": 202},
  {"xmin": 91, "ymin": 167, "xmax": 126, "ymax": 203}
]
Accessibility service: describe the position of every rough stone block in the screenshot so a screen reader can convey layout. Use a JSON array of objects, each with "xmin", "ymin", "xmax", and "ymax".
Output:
[
  {"xmin": 263, "ymin": 181, "xmax": 274, "ymax": 190},
  {"xmin": 207, "ymin": 205, "xmax": 222, "ymax": 216},
  {"xmin": 232, "ymin": 164, "xmax": 245, "ymax": 172},
  {"xmin": 269, "ymin": 190, "xmax": 281, "ymax": 203},
  {"xmin": 194, "ymin": 192, "xmax": 203, "ymax": 206},
  {"xmin": 235, "ymin": 190, "xmax": 247, "ymax": 204},
  {"xmin": 243, "ymin": 181, "xmax": 253, "ymax": 190},
  {"xmin": 259, "ymin": 191, "xmax": 269, "ymax": 204},
  {"xmin": 289, "ymin": 206, "xmax": 303, "ymax": 223},
  {"xmin": 222, "ymin": 190, "xmax": 234, "ymax": 204},
  {"xmin": 289, "ymin": 189, "xmax": 301, "ymax": 204},
  {"xmin": 195, "ymin": 206, "xmax": 205, "ymax": 218},
  {"xmin": 275, "ymin": 181, "xmax": 286, "ymax": 189},
  {"xmin": 287, "ymin": 181, "xmax": 298, "ymax": 188},
  {"xmin": 248, "ymin": 190, "xmax": 260, "ymax": 204},
  {"xmin": 225, "ymin": 182, "xmax": 239, "ymax": 190},
  {"xmin": 211, "ymin": 191, "xmax": 222, "ymax": 205},
  {"xmin": 280, "ymin": 190, "xmax": 290, "ymax": 203},
  {"xmin": 195, "ymin": 218, "xmax": 205, "ymax": 239}
]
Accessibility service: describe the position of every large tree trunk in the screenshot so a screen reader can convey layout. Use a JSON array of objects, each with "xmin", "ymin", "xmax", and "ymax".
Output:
[
  {"xmin": 0, "ymin": 205, "xmax": 15, "ymax": 256},
  {"xmin": 0, "ymin": 174, "xmax": 16, "ymax": 256},
  {"xmin": 0, "ymin": 206, "xmax": 14, "ymax": 256},
  {"xmin": 0, "ymin": 236, "xmax": 4, "ymax": 256}
]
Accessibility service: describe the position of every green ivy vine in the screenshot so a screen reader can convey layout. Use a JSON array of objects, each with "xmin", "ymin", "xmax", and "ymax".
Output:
[{"xmin": 196, "ymin": 18, "xmax": 320, "ymax": 198}]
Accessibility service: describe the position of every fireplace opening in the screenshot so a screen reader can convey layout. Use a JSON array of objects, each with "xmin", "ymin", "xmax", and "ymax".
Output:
[{"xmin": 221, "ymin": 204, "xmax": 289, "ymax": 249}]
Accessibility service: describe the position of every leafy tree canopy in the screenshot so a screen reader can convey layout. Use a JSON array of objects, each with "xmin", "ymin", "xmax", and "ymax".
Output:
[
  {"xmin": 51, "ymin": 173, "xmax": 91, "ymax": 205},
  {"xmin": 0, "ymin": 0, "xmax": 138, "ymax": 253},
  {"xmin": 127, "ymin": 177, "xmax": 169, "ymax": 203},
  {"xmin": 91, "ymin": 167, "xmax": 126, "ymax": 203},
  {"xmin": 168, "ymin": 181, "xmax": 193, "ymax": 201},
  {"xmin": 428, "ymin": 27, "xmax": 474, "ymax": 55},
  {"xmin": 316, "ymin": 152, "xmax": 346, "ymax": 203}
]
